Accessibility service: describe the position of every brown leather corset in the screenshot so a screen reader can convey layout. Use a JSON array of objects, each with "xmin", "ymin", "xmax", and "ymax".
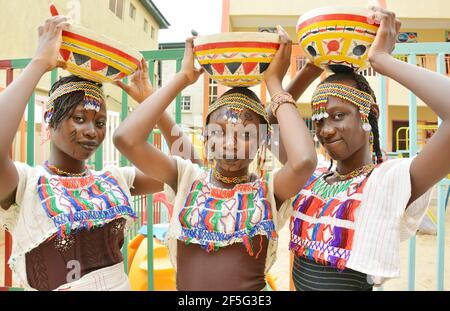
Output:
[{"xmin": 25, "ymin": 218, "xmax": 126, "ymax": 291}]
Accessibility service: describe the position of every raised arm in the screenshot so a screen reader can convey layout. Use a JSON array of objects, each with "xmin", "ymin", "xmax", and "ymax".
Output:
[
  {"xmin": 115, "ymin": 57, "xmax": 202, "ymax": 195},
  {"xmin": 368, "ymin": 6, "xmax": 450, "ymax": 204},
  {"xmin": 267, "ymin": 61, "xmax": 323, "ymax": 164},
  {"xmin": 116, "ymin": 58, "xmax": 201, "ymax": 165},
  {"xmin": 0, "ymin": 16, "xmax": 69, "ymax": 208},
  {"xmin": 113, "ymin": 38, "xmax": 204, "ymax": 191},
  {"xmin": 264, "ymin": 27, "xmax": 317, "ymax": 204}
]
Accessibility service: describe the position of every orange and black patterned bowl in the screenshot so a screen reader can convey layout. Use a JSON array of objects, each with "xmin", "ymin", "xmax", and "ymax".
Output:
[
  {"xmin": 58, "ymin": 25, "xmax": 142, "ymax": 83},
  {"xmin": 194, "ymin": 32, "xmax": 280, "ymax": 87}
]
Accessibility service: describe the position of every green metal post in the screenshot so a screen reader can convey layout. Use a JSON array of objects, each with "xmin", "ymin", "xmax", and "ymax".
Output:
[
  {"xmin": 26, "ymin": 92, "xmax": 35, "ymax": 166},
  {"xmin": 375, "ymin": 73, "xmax": 388, "ymax": 292},
  {"xmin": 48, "ymin": 69, "xmax": 58, "ymax": 161},
  {"xmin": 92, "ymin": 57, "xmax": 103, "ymax": 171},
  {"xmin": 436, "ymin": 53, "xmax": 446, "ymax": 291},
  {"xmin": 51, "ymin": 69, "xmax": 58, "ymax": 85},
  {"xmin": 437, "ymin": 182, "xmax": 447, "ymax": 291},
  {"xmin": 119, "ymin": 77, "xmax": 129, "ymax": 273},
  {"xmin": 148, "ymin": 60, "xmax": 155, "ymax": 85},
  {"xmin": 147, "ymin": 133, "xmax": 154, "ymax": 291},
  {"xmin": 146, "ymin": 58, "xmax": 155, "ymax": 291},
  {"xmin": 407, "ymin": 54, "xmax": 418, "ymax": 291},
  {"xmin": 175, "ymin": 59, "xmax": 182, "ymax": 124},
  {"xmin": 120, "ymin": 77, "xmax": 129, "ymax": 168},
  {"xmin": 94, "ymin": 144, "xmax": 103, "ymax": 171},
  {"xmin": 378, "ymin": 75, "xmax": 388, "ymax": 151}
]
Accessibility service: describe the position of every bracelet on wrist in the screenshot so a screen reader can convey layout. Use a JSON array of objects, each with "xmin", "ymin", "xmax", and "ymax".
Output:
[{"xmin": 270, "ymin": 91, "xmax": 297, "ymax": 118}]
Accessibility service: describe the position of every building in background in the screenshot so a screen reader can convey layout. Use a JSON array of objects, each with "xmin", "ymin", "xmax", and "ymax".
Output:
[{"xmin": 159, "ymin": 42, "xmax": 207, "ymax": 131}]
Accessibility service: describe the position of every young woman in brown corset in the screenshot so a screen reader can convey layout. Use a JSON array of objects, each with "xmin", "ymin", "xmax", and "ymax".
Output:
[{"xmin": 0, "ymin": 16, "xmax": 194, "ymax": 291}]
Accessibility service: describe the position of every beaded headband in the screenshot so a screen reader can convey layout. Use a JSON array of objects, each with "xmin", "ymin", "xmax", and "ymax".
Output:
[
  {"xmin": 45, "ymin": 81, "xmax": 105, "ymax": 124},
  {"xmin": 206, "ymin": 93, "xmax": 271, "ymax": 131},
  {"xmin": 311, "ymin": 83, "xmax": 373, "ymax": 130}
]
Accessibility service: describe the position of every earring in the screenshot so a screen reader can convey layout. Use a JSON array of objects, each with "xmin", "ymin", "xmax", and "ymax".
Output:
[
  {"xmin": 369, "ymin": 132, "xmax": 374, "ymax": 145},
  {"xmin": 362, "ymin": 122, "xmax": 372, "ymax": 132}
]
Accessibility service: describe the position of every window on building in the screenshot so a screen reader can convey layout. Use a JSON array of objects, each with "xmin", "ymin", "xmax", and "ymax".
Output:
[
  {"xmin": 109, "ymin": 0, "xmax": 124, "ymax": 19},
  {"xmin": 209, "ymin": 78, "xmax": 218, "ymax": 104},
  {"xmin": 109, "ymin": 0, "xmax": 115, "ymax": 12},
  {"xmin": 151, "ymin": 26, "xmax": 155, "ymax": 39},
  {"xmin": 157, "ymin": 60, "xmax": 162, "ymax": 88},
  {"xmin": 181, "ymin": 96, "xmax": 191, "ymax": 112},
  {"xmin": 144, "ymin": 19, "xmax": 149, "ymax": 33},
  {"xmin": 129, "ymin": 3, "xmax": 136, "ymax": 20}
]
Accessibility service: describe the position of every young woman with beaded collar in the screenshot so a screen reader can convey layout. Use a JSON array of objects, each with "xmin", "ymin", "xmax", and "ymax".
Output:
[
  {"xmin": 113, "ymin": 28, "xmax": 318, "ymax": 291},
  {"xmin": 272, "ymin": 7, "xmax": 450, "ymax": 290},
  {"xmin": 0, "ymin": 16, "xmax": 196, "ymax": 291}
]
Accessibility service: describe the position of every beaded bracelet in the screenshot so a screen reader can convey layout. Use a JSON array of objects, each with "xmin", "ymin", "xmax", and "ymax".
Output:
[{"xmin": 270, "ymin": 91, "xmax": 297, "ymax": 118}]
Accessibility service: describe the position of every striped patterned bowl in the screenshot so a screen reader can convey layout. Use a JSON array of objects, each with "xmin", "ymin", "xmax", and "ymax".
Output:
[
  {"xmin": 193, "ymin": 32, "xmax": 280, "ymax": 87},
  {"xmin": 297, "ymin": 6, "xmax": 379, "ymax": 72},
  {"xmin": 58, "ymin": 25, "xmax": 142, "ymax": 83}
]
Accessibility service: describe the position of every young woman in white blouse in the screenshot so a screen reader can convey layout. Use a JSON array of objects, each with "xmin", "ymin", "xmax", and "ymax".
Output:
[{"xmin": 276, "ymin": 7, "xmax": 450, "ymax": 290}]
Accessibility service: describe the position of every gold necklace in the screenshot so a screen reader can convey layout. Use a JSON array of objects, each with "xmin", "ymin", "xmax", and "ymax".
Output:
[
  {"xmin": 334, "ymin": 163, "xmax": 375, "ymax": 181},
  {"xmin": 45, "ymin": 161, "xmax": 88, "ymax": 177},
  {"xmin": 212, "ymin": 169, "xmax": 249, "ymax": 184}
]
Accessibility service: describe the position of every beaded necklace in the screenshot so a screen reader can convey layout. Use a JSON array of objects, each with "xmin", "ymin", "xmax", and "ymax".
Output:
[
  {"xmin": 212, "ymin": 169, "xmax": 249, "ymax": 184},
  {"xmin": 45, "ymin": 161, "xmax": 88, "ymax": 177},
  {"xmin": 334, "ymin": 163, "xmax": 375, "ymax": 181}
]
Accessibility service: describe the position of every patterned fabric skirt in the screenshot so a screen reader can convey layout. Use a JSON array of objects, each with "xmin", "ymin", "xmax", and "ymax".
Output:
[{"xmin": 292, "ymin": 255, "xmax": 373, "ymax": 291}]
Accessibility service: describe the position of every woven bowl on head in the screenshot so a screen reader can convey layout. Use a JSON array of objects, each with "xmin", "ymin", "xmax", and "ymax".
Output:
[
  {"xmin": 194, "ymin": 32, "xmax": 280, "ymax": 87},
  {"xmin": 297, "ymin": 6, "xmax": 379, "ymax": 73}
]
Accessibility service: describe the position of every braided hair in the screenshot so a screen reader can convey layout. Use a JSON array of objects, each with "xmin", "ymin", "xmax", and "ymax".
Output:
[
  {"xmin": 320, "ymin": 71, "xmax": 384, "ymax": 165},
  {"xmin": 47, "ymin": 75, "xmax": 103, "ymax": 129}
]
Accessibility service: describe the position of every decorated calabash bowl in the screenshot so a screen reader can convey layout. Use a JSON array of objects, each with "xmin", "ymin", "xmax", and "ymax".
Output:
[
  {"xmin": 58, "ymin": 25, "xmax": 143, "ymax": 83},
  {"xmin": 193, "ymin": 32, "xmax": 280, "ymax": 87},
  {"xmin": 296, "ymin": 6, "xmax": 379, "ymax": 72}
]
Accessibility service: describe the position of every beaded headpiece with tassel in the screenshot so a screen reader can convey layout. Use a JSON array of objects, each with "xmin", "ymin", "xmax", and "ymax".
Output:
[
  {"xmin": 311, "ymin": 83, "xmax": 374, "ymax": 131},
  {"xmin": 207, "ymin": 93, "xmax": 271, "ymax": 130},
  {"xmin": 45, "ymin": 81, "xmax": 105, "ymax": 124}
]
